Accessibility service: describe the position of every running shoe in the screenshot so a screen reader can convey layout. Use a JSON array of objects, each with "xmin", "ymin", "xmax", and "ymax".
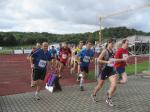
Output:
[
  {"xmin": 106, "ymin": 98, "xmax": 114, "ymax": 107},
  {"xmin": 80, "ymin": 86, "xmax": 84, "ymax": 91},
  {"xmin": 76, "ymin": 76, "xmax": 81, "ymax": 82},
  {"xmin": 34, "ymin": 94, "xmax": 40, "ymax": 100},
  {"xmin": 91, "ymin": 94, "xmax": 97, "ymax": 102}
]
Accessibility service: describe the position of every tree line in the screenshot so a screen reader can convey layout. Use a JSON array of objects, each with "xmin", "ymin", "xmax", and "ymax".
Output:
[{"xmin": 0, "ymin": 26, "xmax": 149, "ymax": 46}]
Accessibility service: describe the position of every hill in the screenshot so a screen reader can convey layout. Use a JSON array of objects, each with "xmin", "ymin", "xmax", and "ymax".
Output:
[{"xmin": 0, "ymin": 26, "xmax": 150, "ymax": 46}]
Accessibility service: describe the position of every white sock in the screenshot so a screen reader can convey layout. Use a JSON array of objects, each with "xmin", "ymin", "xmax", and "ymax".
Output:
[
  {"xmin": 35, "ymin": 91, "xmax": 38, "ymax": 96},
  {"xmin": 80, "ymin": 77, "xmax": 84, "ymax": 87}
]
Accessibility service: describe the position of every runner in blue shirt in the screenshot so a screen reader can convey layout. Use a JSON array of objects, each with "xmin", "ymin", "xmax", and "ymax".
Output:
[
  {"xmin": 50, "ymin": 46, "xmax": 57, "ymax": 58},
  {"xmin": 31, "ymin": 42, "xmax": 51, "ymax": 100},
  {"xmin": 48, "ymin": 46, "xmax": 57, "ymax": 70},
  {"xmin": 77, "ymin": 41, "xmax": 94, "ymax": 91}
]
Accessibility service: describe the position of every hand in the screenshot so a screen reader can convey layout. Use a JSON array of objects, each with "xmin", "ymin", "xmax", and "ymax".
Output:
[
  {"xmin": 123, "ymin": 56, "xmax": 128, "ymax": 61},
  {"xmin": 31, "ymin": 64, "xmax": 34, "ymax": 69},
  {"xmin": 122, "ymin": 54, "xmax": 129, "ymax": 61},
  {"xmin": 107, "ymin": 60, "xmax": 113, "ymax": 64}
]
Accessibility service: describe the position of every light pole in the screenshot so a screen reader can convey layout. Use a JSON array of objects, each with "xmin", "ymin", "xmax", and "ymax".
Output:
[{"xmin": 99, "ymin": 17, "xmax": 102, "ymax": 44}]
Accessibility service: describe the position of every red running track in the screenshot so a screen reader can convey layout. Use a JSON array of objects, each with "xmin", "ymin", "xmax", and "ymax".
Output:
[
  {"xmin": 0, "ymin": 54, "xmax": 148, "ymax": 96},
  {"xmin": 0, "ymin": 55, "xmax": 94, "ymax": 96}
]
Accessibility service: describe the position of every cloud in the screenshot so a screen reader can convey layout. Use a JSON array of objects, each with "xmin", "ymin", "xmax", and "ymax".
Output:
[{"xmin": 0, "ymin": 0, "xmax": 150, "ymax": 33}]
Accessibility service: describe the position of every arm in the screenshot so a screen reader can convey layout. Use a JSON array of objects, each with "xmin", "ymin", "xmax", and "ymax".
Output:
[
  {"xmin": 30, "ymin": 56, "xmax": 34, "ymax": 69},
  {"xmin": 27, "ymin": 54, "xmax": 31, "ymax": 61},
  {"xmin": 114, "ymin": 49, "xmax": 127, "ymax": 62},
  {"xmin": 114, "ymin": 58, "xmax": 127, "ymax": 62},
  {"xmin": 90, "ymin": 51, "xmax": 95, "ymax": 63},
  {"xmin": 68, "ymin": 48, "xmax": 72, "ymax": 57},
  {"xmin": 27, "ymin": 51, "xmax": 33, "ymax": 61},
  {"xmin": 98, "ymin": 49, "xmax": 109, "ymax": 64},
  {"xmin": 76, "ymin": 50, "xmax": 81, "ymax": 59},
  {"xmin": 30, "ymin": 50, "xmax": 39, "ymax": 69}
]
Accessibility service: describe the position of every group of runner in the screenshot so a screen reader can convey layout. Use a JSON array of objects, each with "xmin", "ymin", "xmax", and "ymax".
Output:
[
  {"xmin": 27, "ymin": 38, "xmax": 129, "ymax": 106},
  {"xmin": 91, "ymin": 38, "xmax": 129, "ymax": 106}
]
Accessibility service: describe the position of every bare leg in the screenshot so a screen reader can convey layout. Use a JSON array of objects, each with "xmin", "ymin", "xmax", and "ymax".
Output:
[
  {"xmin": 119, "ymin": 72, "xmax": 127, "ymax": 84},
  {"xmin": 36, "ymin": 80, "xmax": 43, "ymax": 93},
  {"xmin": 108, "ymin": 75, "xmax": 117, "ymax": 98},
  {"xmin": 93, "ymin": 79, "xmax": 105, "ymax": 96},
  {"xmin": 30, "ymin": 69, "xmax": 34, "ymax": 87},
  {"xmin": 58, "ymin": 62, "xmax": 64, "ymax": 78}
]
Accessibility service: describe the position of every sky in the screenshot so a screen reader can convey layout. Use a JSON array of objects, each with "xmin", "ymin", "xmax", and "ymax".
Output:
[{"xmin": 0, "ymin": 0, "xmax": 150, "ymax": 34}]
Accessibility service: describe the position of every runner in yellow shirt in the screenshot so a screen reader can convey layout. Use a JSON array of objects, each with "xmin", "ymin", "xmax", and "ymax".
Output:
[{"xmin": 70, "ymin": 41, "xmax": 84, "ymax": 77}]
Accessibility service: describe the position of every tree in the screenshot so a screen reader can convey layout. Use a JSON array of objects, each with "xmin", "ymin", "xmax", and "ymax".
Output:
[{"xmin": 3, "ymin": 33, "xmax": 17, "ymax": 46}]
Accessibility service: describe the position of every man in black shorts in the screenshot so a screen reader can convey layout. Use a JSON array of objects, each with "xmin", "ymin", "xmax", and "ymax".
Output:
[
  {"xmin": 31, "ymin": 42, "xmax": 51, "ymax": 100},
  {"xmin": 77, "ymin": 41, "xmax": 94, "ymax": 91}
]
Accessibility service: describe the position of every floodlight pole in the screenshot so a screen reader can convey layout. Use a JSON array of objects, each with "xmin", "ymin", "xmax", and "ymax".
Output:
[
  {"xmin": 148, "ymin": 41, "xmax": 150, "ymax": 72},
  {"xmin": 99, "ymin": 17, "xmax": 102, "ymax": 44}
]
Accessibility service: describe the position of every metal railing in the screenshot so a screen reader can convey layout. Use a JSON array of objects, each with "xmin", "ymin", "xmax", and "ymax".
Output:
[{"xmin": 94, "ymin": 54, "xmax": 150, "ymax": 79}]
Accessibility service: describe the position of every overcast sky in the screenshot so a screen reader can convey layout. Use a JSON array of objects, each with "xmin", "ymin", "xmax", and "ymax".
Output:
[{"xmin": 0, "ymin": 0, "xmax": 150, "ymax": 34}]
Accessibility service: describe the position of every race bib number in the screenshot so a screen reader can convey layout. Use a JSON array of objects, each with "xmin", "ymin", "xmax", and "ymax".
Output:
[
  {"xmin": 38, "ymin": 60, "xmax": 47, "ymax": 68},
  {"xmin": 83, "ymin": 56, "xmax": 90, "ymax": 63},
  {"xmin": 107, "ymin": 63, "xmax": 114, "ymax": 67},
  {"xmin": 123, "ymin": 54, "xmax": 128, "ymax": 59},
  {"xmin": 62, "ymin": 54, "xmax": 67, "ymax": 59},
  {"xmin": 107, "ymin": 58, "xmax": 114, "ymax": 67}
]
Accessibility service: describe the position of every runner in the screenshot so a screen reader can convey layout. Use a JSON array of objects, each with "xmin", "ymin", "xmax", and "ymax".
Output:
[
  {"xmin": 36, "ymin": 42, "xmax": 41, "ymax": 50},
  {"xmin": 91, "ymin": 38, "xmax": 118, "ymax": 106},
  {"xmin": 27, "ymin": 43, "xmax": 41, "ymax": 87},
  {"xmin": 27, "ymin": 46, "xmax": 36, "ymax": 87},
  {"xmin": 30, "ymin": 42, "xmax": 51, "ymax": 100},
  {"xmin": 67, "ymin": 44, "xmax": 72, "ymax": 68},
  {"xmin": 71, "ymin": 41, "xmax": 84, "ymax": 75},
  {"xmin": 70, "ymin": 44, "xmax": 77, "ymax": 74},
  {"xmin": 58, "ymin": 42, "xmax": 71, "ymax": 78},
  {"xmin": 49, "ymin": 46, "xmax": 57, "ymax": 70},
  {"xmin": 77, "ymin": 41, "xmax": 94, "ymax": 91},
  {"xmin": 114, "ymin": 39, "xmax": 129, "ymax": 84},
  {"xmin": 55, "ymin": 43, "xmax": 62, "ymax": 69}
]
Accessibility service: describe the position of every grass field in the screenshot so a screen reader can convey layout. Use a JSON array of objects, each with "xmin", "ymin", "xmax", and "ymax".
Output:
[{"xmin": 88, "ymin": 61, "xmax": 149, "ymax": 80}]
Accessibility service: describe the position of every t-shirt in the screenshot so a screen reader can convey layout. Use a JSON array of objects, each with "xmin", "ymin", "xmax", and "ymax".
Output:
[
  {"xmin": 74, "ymin": 47, "xmax": 82, "ymax": 62},
  {"xmin": 29, "ymin": 48, "xmax": 41, "ymax": 64},
  {"xmin": 78, "ymin": 48, "xmax": 94, "ymax": 67},
  {"xmin": 114, "ymin": 48, "xmax": 128, "ymax": 68},
  {"xmin": 74, "ymin": 47, "xmax": 81, "ymax": 55},
  {"xmin": 106, "ymin": 49, "xmax": 115, "ymax": 67},
  {"xmin": 59, "ymin": 47, "xmax": 71, "ymax": 62},
  {"xmin": 99, "ymin": 49, "xmax": 115, "ymax": 71},
  {"xmin": 49, "ymin": 48, "xmax": 57, "ymax": 58},
  {"xmin": 32, "ymin": 49, "xmax": 51, "ymax": 69},
  {"xmin": 29, "ymin": 48, "xmax": 41, "ymax": 56},
  {"xmin": 55, "ymin": 48, "xmax": 60, "ymax": 59}
]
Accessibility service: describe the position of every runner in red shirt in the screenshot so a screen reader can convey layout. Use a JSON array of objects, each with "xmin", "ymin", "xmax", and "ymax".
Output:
[
  {"xmin": 58, "ymin": 42, "xmax": 71, "ymax": 78},
  {"xmin": 114, "ymin": 39, "xmax": 129, "ymax": 84}
]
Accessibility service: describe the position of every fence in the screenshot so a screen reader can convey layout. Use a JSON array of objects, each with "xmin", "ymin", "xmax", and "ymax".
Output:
[
  {"xmin": 0, "ymin": 49, "xmax": 32, "ymax": 55},
  {"xmin": 94, "ymin": 54, "xmax": 150, "ymax": 79}
]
